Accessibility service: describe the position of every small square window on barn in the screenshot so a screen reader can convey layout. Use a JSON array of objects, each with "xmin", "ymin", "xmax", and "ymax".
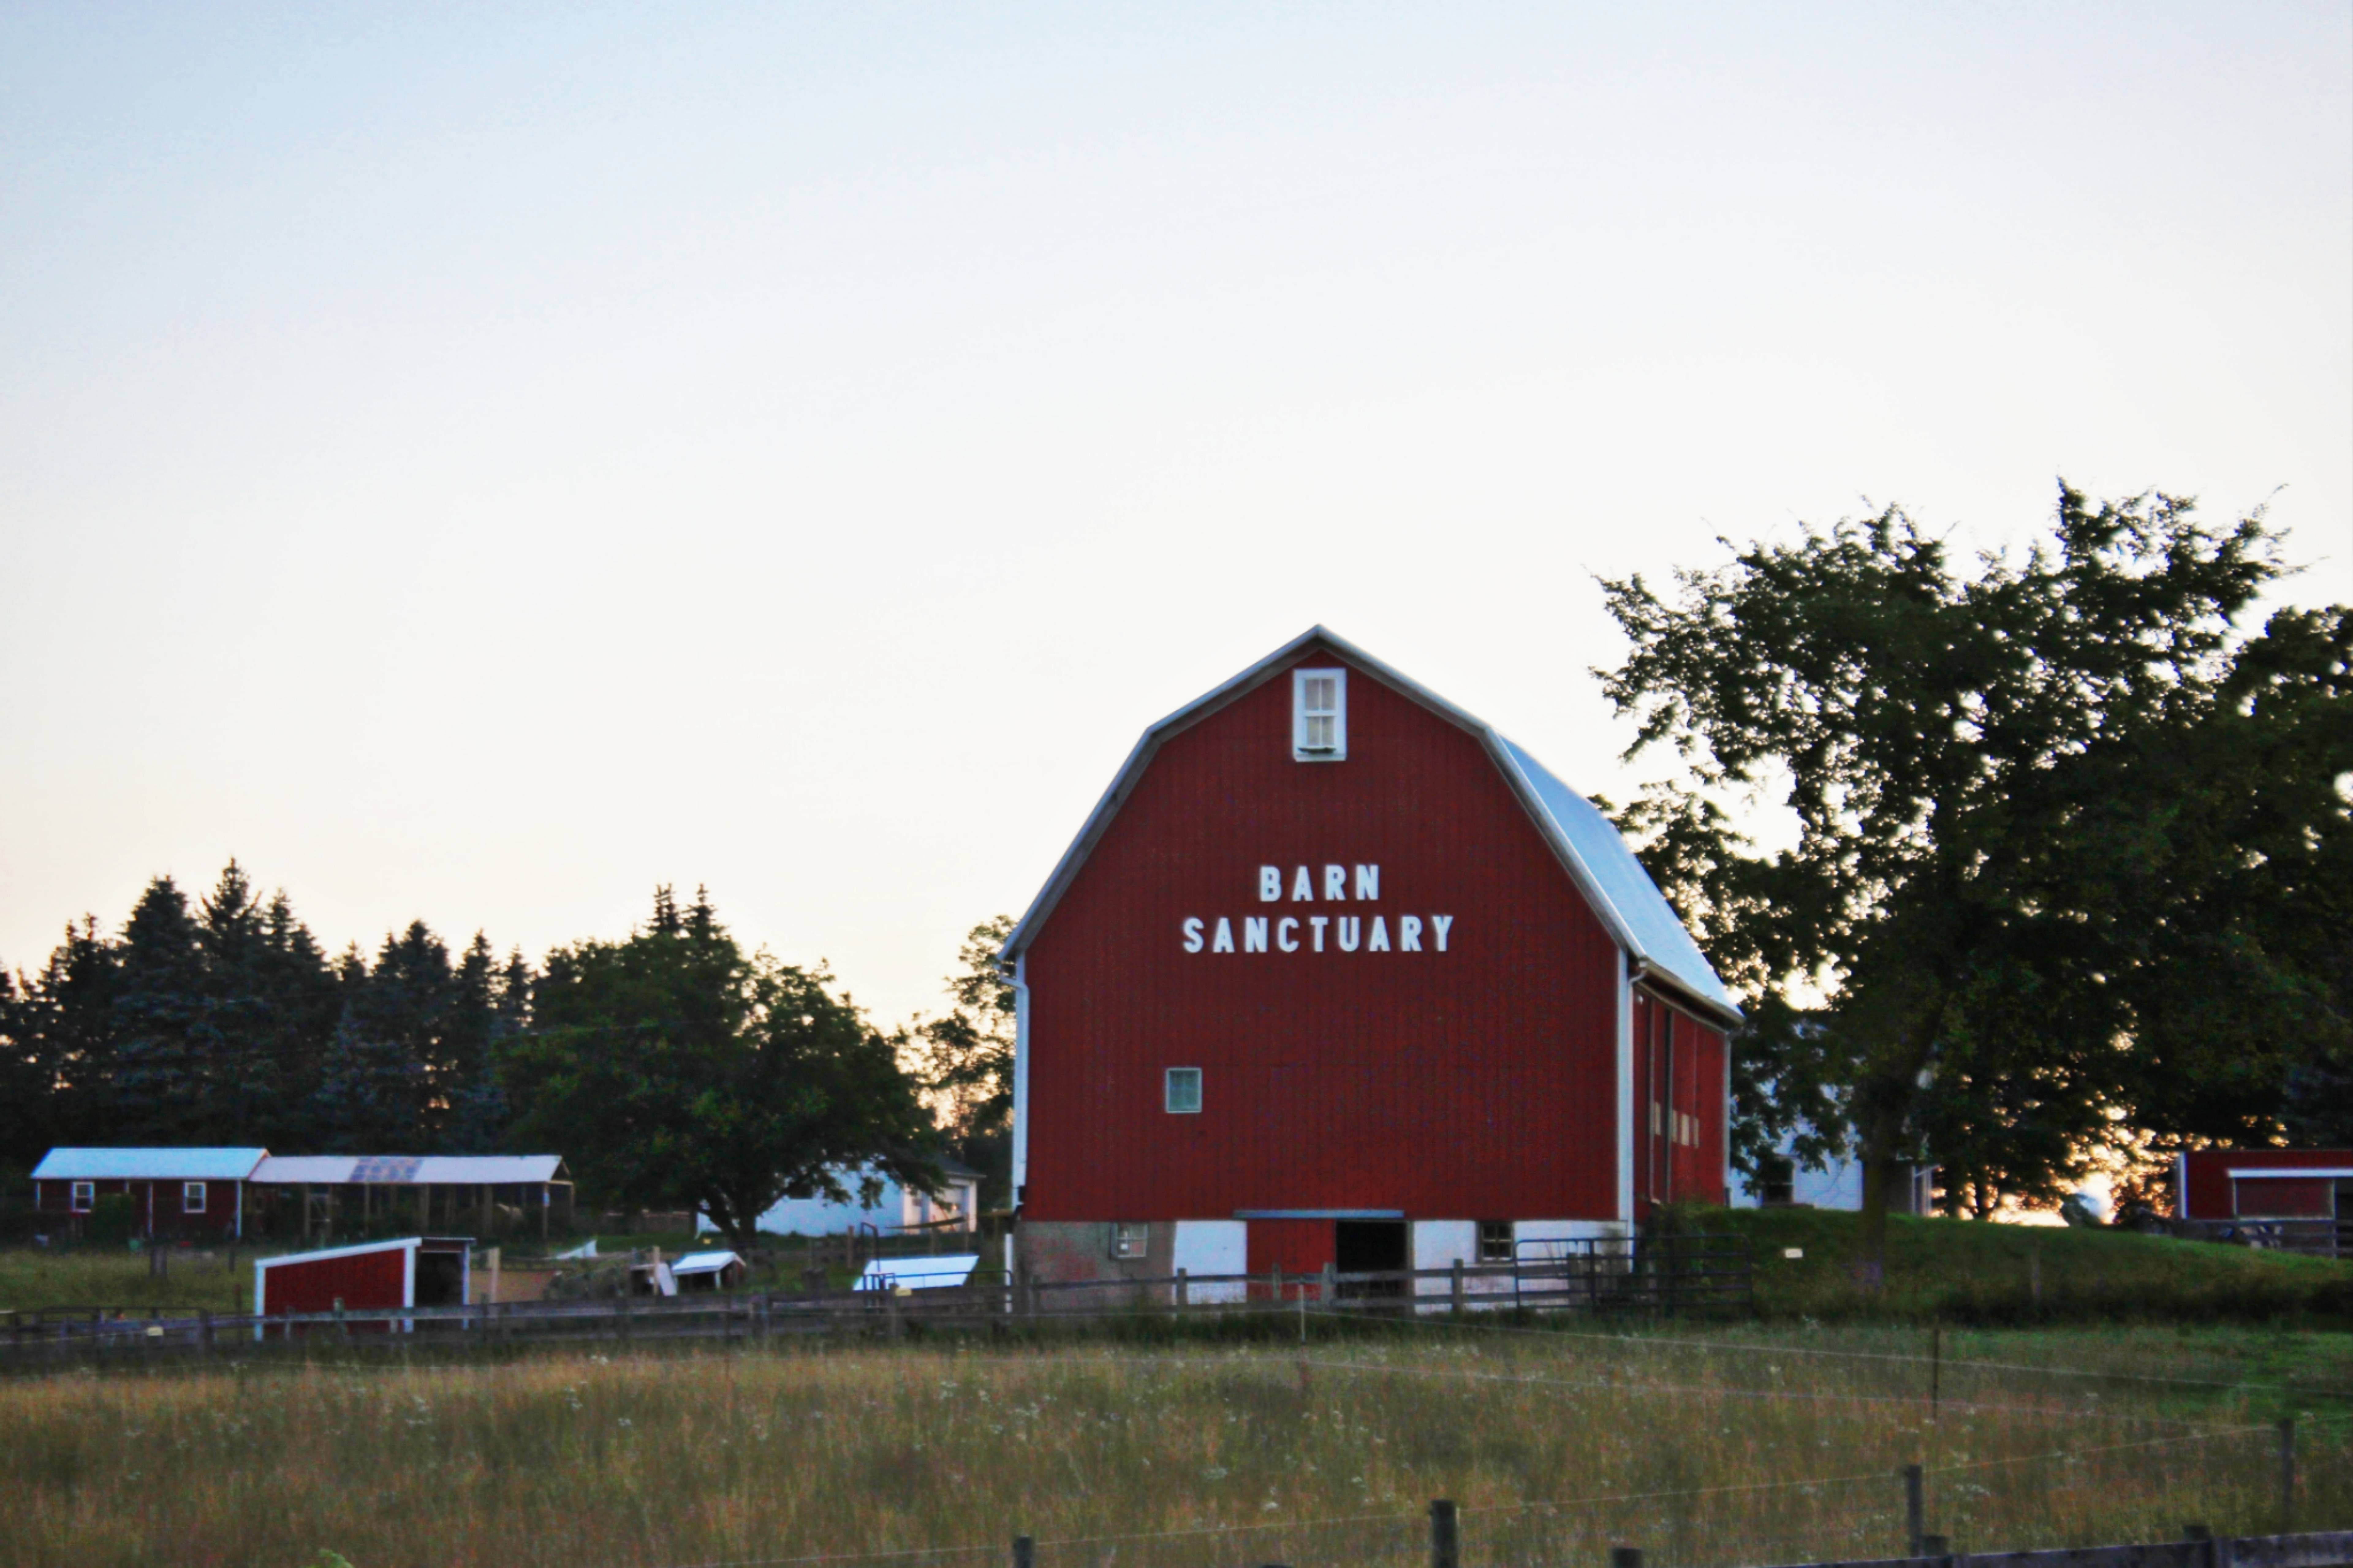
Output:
[
  {"xmin": 1111, "ymin": 1222, "xmax": 1146, "ymax": 1260},
  {"xmin": 1165, "ymin": 1066, "xmax": 1203, "ymax": 1114},
  {"xmin": 70, "ymin": 1181, "xmax": 95, "ymax": 1213},
  {"xmin": 1292, "ymin": 668, "xmax": 1347, "ymax": 761},
  {"xmin": 183, "ymin": 1181, "xmax": 207, "ymax": 1214},
  {"xmin": 1476, "ymin": 1221, "xmax": 1514, "ymax": 1263}
]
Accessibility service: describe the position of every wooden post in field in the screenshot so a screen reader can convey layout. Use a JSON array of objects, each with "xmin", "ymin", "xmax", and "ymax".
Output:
[
  {"xmin": 2280, "ymin": 1417, "xmax": 2297, "ymax": 1528},
  {"xmin": 1271, "ymin": 1264, "xmax": 1284, "ymax": 1308},
  {"xmin": 1428, "ymin": 1499, "xmax": 1459, "ymax": 1568},
  {"xmin": 1320, "ymin": 1261, "xmax": 1336, "ymax": 1311},
  {"xmin": 1451, "ymin": 1259, "xmax": 1465, "ymax": 1314},
  {"xmin": 334, "ymin": 1296, "xmax": 348, "ymax": 1345},
  {"xmin": 198, "ymin": 1309, "xmax": 213, "ymax": 1358},
  {"xmin": 1903, "ymin": 1464, "xmax": 1924, "ymax": 1556},
  {"xmin": 1175, "ymin": 1267, "xmax": 1189, "ymax": 1312},
  {"xmin": 1011, "ymin": 1535, "xmax": 1034, "ymax": 1568}
]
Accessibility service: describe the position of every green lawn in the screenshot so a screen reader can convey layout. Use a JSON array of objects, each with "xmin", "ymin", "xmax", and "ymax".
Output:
[
  {"xmin": 0, "ymin": 1245, "xmax": 253, "ymax": 1317},
  {"xmin": 1712, "ymin": 1205, "xmax": 2353, "ymax": 1324}
]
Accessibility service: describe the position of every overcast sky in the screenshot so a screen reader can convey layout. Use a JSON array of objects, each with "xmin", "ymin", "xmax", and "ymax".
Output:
[{"xmin": 3, "ymin": 3, "xmax": 2348, "ymax": 1028}]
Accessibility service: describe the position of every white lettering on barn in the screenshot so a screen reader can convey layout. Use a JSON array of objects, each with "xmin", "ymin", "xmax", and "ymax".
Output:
[{"xmin": 1183, "ymin": 862, "xmax": 1454, "ymax": 957}]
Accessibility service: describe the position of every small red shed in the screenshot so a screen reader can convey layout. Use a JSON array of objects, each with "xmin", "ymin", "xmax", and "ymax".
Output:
[
  {"xmin": 253, "ymin": 1237, "xmax": 472, "ymax": 1335},
  {"xmin": 1005, "ymin": 628, "xmax": 1742, "ymax": 1292},
  {"xmin": 2177, "ymin": 1149, "xmax": 2353, "ymax": 1224},
  {"xmin": 30, "ymin": 1147, "xmax": 267, "ymax": 1240}
]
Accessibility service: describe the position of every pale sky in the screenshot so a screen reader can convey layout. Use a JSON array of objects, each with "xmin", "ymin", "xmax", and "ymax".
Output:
[{"xmin": 4, "ymin": 3, "xmax": 2348, "ymax": 1030}]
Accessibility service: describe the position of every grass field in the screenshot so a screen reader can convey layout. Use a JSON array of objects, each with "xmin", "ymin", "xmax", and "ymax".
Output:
[
  {"xmin": 1719, "ymin": 1209, "xmax": 2353, "ymax": 1324},
  {"xmin": 4, "ymin": 1318, "xmax": 2347, "ymax": 1568}
]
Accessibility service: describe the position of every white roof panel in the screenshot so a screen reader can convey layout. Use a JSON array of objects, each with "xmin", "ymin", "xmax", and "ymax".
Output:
[
  {"xmin": 251, "ymin": 1156, "xmax": 357, "ymax": 1184},
  {"xmin": 249, "ymin": 1155, "xmax": 566, "ymax": 1186},
  {"xmin": 671, "ymin": 1250, "xmax": 745, "ymax": 1275},
  {"xmin": 33, "ymin": 1147, "xmax": 268, "ymax": 1181},
  {"xmin": 854, "ymin": 1255, "xmax": 981, "ymax": 1291}
]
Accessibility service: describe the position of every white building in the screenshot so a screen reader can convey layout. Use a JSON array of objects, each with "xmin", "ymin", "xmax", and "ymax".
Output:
[{"xmin": 699, "ymin": 1160, "xmax": 984, "ymax": 1238}]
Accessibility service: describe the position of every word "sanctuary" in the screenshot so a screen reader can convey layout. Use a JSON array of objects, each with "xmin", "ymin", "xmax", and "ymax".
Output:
[{"xmin": 1181, "ymin": 913, "xmax": 1455, "ymax": 954}]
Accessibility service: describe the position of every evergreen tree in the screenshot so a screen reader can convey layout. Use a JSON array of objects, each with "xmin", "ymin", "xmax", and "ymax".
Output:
[
  {"xmin": 441, "ymin": 933, "xmax": 526, "ymax": 1152},
  {"xmin": 254, "ymin": 890, "xmax": 343, "ymax": 1146},
  {"xmin": 11, "ymin": 917, "xmax": 121, "ymax": 1147},
  {"xmin": 109, "ymin": 877, "xmax": 209, "ymax": 1144}
]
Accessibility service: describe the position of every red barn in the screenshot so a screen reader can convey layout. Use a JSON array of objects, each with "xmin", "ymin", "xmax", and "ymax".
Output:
[
  {"xmin": 1004, "ymin": 628, "xmax": 1742, "ymax": 1291},
  {"xmin": 254, "ymin": 1237, "xmax": 472, "ymax": 1336}
]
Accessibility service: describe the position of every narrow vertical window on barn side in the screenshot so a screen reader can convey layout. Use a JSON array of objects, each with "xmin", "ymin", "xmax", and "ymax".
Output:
[
  {"xmin": 183, "ymin": 1181, "xmax": 207, "ymax": 1213},
  {"xmin": 1293, "ymin": 667, "xmax": 1346, "ymax": 760},
  {"xmin": 70, "ymin": 1181, "xmax": 94, "ymax": 1212},
  {"xmin": 1165, "ymin": 1066, "xmax": 1203, "ymax": 1113}
]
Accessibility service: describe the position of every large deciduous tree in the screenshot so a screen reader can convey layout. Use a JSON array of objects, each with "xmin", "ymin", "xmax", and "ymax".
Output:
[
  {"xmin": 505, "ymin": 887, "xmax": 938, "ymax": 1252},
  {"xmin": 910, "ymin": 914, "xmax": 1017, "ymax": 1205},
  {"xmin": 1599, "ymin": 485, "xmax": 2351, "ymax": 1275}
]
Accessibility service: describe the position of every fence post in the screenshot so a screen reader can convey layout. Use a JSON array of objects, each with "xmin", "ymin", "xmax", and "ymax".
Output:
[
  {"xmin": 1451, "ymin": 1259, "xmax": 1465, "ymax": 1315},
  {"xmin": 1428, "ymin": 1499, "xmax": 1459, "ymax": 1568},
  {"xmin": 1011, "ymin": 1535, "xmax": 1034, "ymax": 1568},
  {"xmin": 1176, "ymin": 1268, "xmax": 1189, "ymax": 1312},
  {"xmin": 334, "ymin": 1296, "xmax": 348, "ymax": 1345},
  {"xmin": 1921, "ymin": 1535, "xmax": 1949, "ymax": 1558},
  {"xmin": 198, "ymin": 1309, "xmax": 213, "ymax": 1358},
  {"xmin": 1904, "ymin": 1463, "xmax": 1924, "ymax": 1556},
  {"xmin": 1271, "ymin": 1264, "xmax": 1284, "ymax": 1307},
  {"xmin": 1321, "ymin": 1260, "xmax": 1336, "ymax": 1310},
  {"xmin": 1609, "ymin": 1550, "xmax": 1643, "ymax": 1568},
  {"xmin": 2279, "ymin": 1416, "xmax": 2296, "ymax": 1528}
]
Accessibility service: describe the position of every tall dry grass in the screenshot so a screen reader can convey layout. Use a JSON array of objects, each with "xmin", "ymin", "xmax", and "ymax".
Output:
[{"xmin": 2, "ymin": 1320, "xmax": 2344, "ymax": 1568}]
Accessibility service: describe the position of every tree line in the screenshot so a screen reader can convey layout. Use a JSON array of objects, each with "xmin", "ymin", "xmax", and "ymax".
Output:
[
  {"xmin": 0, "ymin": 871, "xmax": 1013, "ymax": 1252},
  {"xmin": 1602, "ymin": 483, "xmax": 2351, "ymax": 1271}
]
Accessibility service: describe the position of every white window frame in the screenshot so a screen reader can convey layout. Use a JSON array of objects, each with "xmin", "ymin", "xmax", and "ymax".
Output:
[
  {"xmin": 1292, "ymin": 667, "xmax": 1347, "ymax": 761},
  {"xmin": 1165, "ymin": 1066, "xmax": 1203, "ymax": 1114},
  {"xmin": 1110, "ymin": 1222, "xmax": 1146, "ymax": 1260},
  {"xmin": 183, "ymin": 1181, "xmax": 207, "ymax": 1214},
  {"xmin": 70, "ymin": 1181, "xmax": 95, "ymax": 1213}
]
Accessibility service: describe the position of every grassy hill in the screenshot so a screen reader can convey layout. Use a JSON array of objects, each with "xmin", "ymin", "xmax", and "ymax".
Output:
[{"xmin": 1707, "ymin": 1204, "xmax": 2353, "ymax": 1324}]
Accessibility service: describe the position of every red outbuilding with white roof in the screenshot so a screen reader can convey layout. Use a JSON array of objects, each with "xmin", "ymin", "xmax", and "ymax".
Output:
[{"xmin": 1005, "ymin": 628, "xmax": 1741, "ymax": 1290}]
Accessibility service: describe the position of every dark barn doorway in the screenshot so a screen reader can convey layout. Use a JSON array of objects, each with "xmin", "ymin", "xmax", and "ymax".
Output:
[{"xmin": 1334, "ymin": 1220, "xmax": 1408, "ymax": 1298}]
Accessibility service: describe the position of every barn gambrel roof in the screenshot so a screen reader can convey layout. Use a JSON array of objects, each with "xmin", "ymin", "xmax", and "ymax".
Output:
[{"xmin": 1000, "ymin": 626, "xmax": 1742, "ymax": 1029}]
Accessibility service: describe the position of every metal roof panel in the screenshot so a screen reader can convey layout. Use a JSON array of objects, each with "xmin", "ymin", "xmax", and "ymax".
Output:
[{"xmin": 33, "ymin": 1147, "xmax": 269, "ymax": 1181}]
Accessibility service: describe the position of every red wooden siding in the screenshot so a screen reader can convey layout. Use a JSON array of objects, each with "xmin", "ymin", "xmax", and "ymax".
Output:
[
  {"xmin": 2236, "ymin": 1178, "xmax": 2333, "ymax": 1218},
  {"xmin": 260, "ymin": 1246, "xmax": 409, "ymax": 1316},
  {"xmin": 1246, "ymin": 1220, "xmax": 1336, "ymax": 1297},
  {"xmin": 2180, "ymin": 1149, "xmax": 2353, "ymax": 1220},
  {"xmin": 32, "ymin": 1178, "xmax": 244, "ymax": 1239},
  {"xmin": 1629, "ymin": 993, "xmax": 1729, "ymax": 1214},
  {"xmin": 1022, "ymin": 646, "xmax": 1626, "ymax": 1224}
]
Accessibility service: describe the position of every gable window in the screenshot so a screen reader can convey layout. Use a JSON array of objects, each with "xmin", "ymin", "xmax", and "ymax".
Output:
[
  {"xmin": 70, "ymin": 1181, "xmax": 95, "ymax": 1213},
  {"xmin": 183, "ymin": 1181, "xmax": 208, "ymax": 1214},
  {"xmin": 1292, "ymin": 668, "xmax": 1347, "ymax": 761},
  {"xmin": 1110, "ymin": 1222, "xmax": 1146, "ymax": 1260},
  {"xmin": 1165, "ymin": 1066, "xmax": 1203, "ymax": 1114},
  {"xmin": 1477, "ymin": 1221, "xmax": 1514, "ymax": 1263}
]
